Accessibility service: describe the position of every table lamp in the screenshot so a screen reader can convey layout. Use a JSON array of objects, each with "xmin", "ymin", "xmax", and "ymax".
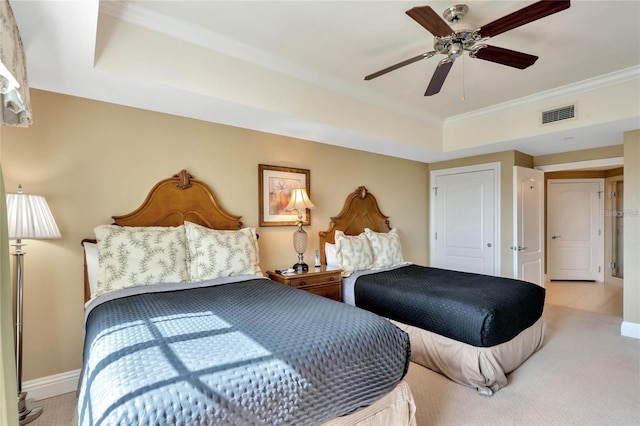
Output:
[{"xmin": 284, "ymin": 188, "xmax": 315, "ymax": 272}]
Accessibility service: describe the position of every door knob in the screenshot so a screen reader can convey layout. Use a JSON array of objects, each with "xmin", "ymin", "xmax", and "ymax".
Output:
[{"xmin": 552, "ymin": 235, "xmax": 561, "ymax": 239}]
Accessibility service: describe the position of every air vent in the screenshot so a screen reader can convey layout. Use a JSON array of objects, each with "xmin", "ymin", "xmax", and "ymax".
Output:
[{"xmin": 541, "ymin": 104, "xmax": 575, "ymax": 125}]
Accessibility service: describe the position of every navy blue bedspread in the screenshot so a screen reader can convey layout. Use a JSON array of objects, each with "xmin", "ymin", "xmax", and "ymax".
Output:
[
  {"xmin": 78, "ymin": 279, "xmax": 410, "ymax": 425},
  {"xmin": 354, "ymin": 265, "xmax": 545, "ymax": 347}
]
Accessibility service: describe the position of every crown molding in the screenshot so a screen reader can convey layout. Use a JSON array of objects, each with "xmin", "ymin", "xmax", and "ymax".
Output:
[{"xmin": 445, "ymin": 66, "xmax": 640, "ymax": 125}]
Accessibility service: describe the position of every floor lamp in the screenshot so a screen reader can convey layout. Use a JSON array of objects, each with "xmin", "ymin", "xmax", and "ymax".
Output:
[{"xmin": 6, "ymin": 185, "xmax": 61, "ymax": 425}]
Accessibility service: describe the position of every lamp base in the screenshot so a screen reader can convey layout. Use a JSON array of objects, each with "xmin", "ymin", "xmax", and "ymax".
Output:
[
  {"xmin": 293, "ymin": 262, "xmax": 309, "ymax": 272},
  {"xmin": 18, "ymin": 392, "xmax": 42, "ymax": 425}
]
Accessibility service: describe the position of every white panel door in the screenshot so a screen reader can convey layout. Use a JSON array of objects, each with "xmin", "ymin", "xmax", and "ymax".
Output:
[
  {"xmin": 513, "ymin": 166, "xmax": 544, "ymax": 286},
  {"xmin": 547, "ymin": 180, "xmax": 603, "ymax": 281},
  {"xmin": 432, "ymin": 165, "xmax": 498, "ymax": 275}
]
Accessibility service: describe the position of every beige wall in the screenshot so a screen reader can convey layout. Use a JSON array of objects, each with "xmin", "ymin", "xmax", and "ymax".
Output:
[
  {"xmin": 623, "ymin": 131, "xmax": 639, "ymax": 326},
  {"xmin": 0, "ymin": 89, "xmax": 429, "ymax": 381},
  {"xmin": 534, "ymin": 145, "xmax": 624, "ymax": 167}
]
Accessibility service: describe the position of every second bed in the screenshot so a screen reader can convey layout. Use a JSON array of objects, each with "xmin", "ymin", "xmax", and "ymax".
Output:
[{"xmin": 319, "ymin": 186, "xmax": 545, "ymax": 396}]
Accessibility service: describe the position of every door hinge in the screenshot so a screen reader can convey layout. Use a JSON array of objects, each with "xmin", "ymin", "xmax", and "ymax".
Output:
[
  {"xmin": 433, "ymin": 187, "xmax": 438, "ymax": 196},
  {"xmin": 598, "ymin": 229, "xmax": 601, "ymax": 236},
  {"xmin": 434, "ymin": 232, "xmax": 437, "ymax": 240},
  {"xmin": 598, "ymin": 191, "xmax": 603, "ymax": 199},
  {"xmin": 610, "ymin": 191, "xmax": 616, "ymax": 198},
  {"xmin": 609, "ymin": 262, "xmax": 616, "ymax": 270},
  {"xmin": 598, "ymin": 266, "xmax": 602, "ymax": 273}
]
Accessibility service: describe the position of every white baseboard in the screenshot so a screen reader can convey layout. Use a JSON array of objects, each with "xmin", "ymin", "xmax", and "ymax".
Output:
[
  {"xmin": 23, "ymin": 369, "xmax": 80, "ymax": 401},
  {"xmin": 621, "ymin": 321, "xmax": 640, "ymax": 339}
]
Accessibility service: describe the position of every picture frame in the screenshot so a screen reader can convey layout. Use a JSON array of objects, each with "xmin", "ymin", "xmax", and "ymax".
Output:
[{"xmin": 259, "ymin": 164, "xmax": 311, "ymax": 227}]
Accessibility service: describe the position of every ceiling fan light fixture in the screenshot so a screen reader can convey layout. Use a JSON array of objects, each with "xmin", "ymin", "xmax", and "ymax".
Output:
[
  {"xmin": 443, "ymin": 4, "xmax": 468, "ymax": 23},
  {"xmin": 449, "ymin": 42, "xmax": 463, "ymax": 58}
]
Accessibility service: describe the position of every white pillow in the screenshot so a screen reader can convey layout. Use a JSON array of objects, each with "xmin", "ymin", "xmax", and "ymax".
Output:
[
  {"xmin": 83, "ymin": 241, "xmax": 98, "ymax": 298},
  {"xmin": 335, "ymin": 230, "xmax": 374, "ymax": 273},
  {"xmin": 184, "ymin": 221, "xmax": 261, "ymax": 282},
  {"xmin": 364, "ymin": 228, "xmax": 404, "ymax": 269},
  {"xmin": 94, "ymin": 225, "xmax": 190, "ymax": 296},
  {"xmin": 325, "ymin": 242, "xmax": 339, "ymax": 267}
]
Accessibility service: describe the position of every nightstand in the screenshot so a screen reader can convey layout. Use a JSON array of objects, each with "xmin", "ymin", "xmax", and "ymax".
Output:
[{"xmin": 267, "ymin": 267, "xmax": 342, "ymax": 301}]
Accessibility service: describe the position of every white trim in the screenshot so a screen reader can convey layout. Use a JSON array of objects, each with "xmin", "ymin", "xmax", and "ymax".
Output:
[
  {"xmin": 535, "ymin": 157, "xmax": 624, "ymax": 172},
  {"xmin": 429, "ymin": 162, "xmax": 501, "ymax": 275},
  {"xmin": 621, "ymin": 322, "xmax": 640, "ymax": 339},
  {"xmin": 23, "ymin": 369, "xmax": 80, "ymax": 401}
]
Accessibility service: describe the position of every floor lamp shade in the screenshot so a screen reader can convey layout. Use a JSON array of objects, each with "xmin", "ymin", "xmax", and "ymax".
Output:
[
  {"xmin": 6, "ymin": 186, "xmax": 61, "ymax": 240},
  {"xmin": 5, "ymin": 185, "xmax": 60, "ymax": 425}
]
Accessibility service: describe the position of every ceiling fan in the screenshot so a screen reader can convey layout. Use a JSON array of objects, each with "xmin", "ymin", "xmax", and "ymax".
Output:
[{"xmin": 364, "ymin": 1, "xmax": 571, "ymax": 96}]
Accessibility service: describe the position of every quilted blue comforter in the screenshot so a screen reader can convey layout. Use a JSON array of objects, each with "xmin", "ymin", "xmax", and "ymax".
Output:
[{"xmin": 78, "ymin": 277, "xmax": 410, "ymax": 425}]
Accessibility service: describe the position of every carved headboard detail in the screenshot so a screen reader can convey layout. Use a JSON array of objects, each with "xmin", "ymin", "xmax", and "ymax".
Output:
[
  {"xmin": 318, "ymin": 186, "xmax": 391, "ymax": 265},
  {"xmin": 112, "ymin": 169, "xmax": 242, "ymax": 229}
]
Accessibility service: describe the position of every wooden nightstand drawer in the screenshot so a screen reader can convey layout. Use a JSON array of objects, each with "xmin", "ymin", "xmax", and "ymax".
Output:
[
  {"xmin": 267, "ymin": 267, "xmax": 342, "ymax": 301},
  {"xmin": 287, "ymin": 273, "xmax": 339, "ymax": 288},
  {"xmin": 305, "ymin": 283, "xmax": 341, "ymax": 301}
]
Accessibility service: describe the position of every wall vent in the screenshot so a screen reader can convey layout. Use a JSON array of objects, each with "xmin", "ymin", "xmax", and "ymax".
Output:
[{"xmin": 541, "ymin": 104, "xmax": 575, "ymax": 125}]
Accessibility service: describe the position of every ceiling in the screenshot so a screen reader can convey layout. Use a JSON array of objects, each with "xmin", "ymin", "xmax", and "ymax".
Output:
[{"xmin": 10, "ymin": 0, "xmax": 640, "ymax": 163}]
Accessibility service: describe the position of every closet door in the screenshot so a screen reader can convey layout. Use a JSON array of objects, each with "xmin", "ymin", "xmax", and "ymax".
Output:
[{"xmin": 431, "ymin": 163, "xmax": 499, "ymax": 275}]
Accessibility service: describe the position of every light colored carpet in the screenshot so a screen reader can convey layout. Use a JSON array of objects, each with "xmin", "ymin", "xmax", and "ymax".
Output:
[{"xmin": 30, "ymin": 304, "xmax": 640, "ymax": 426}]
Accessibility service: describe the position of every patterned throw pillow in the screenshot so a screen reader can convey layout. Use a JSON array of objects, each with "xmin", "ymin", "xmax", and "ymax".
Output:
[
  {"xmin": 335, "ymin": 230, "xmax": 374, "ymax": 273},
  {"xmin": 364, "ymin": 228, "xmax": 404, "ymax": 269},
  {"xmin": 184, "ymin": 221, "xmax": 261, "ymax": 282},
  {"xmin": 94, "ymin": 225, "xmax": 189, "ymax": 296}
]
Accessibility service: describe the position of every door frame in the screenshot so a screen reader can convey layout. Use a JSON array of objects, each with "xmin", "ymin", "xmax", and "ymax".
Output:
[
  {"xmin": 429, "ymin": 162, "xmax": 501, "ymax": 274},
  {"xmin": 605, "ymin": 175, "xmax": 624, "ymax": 287}
]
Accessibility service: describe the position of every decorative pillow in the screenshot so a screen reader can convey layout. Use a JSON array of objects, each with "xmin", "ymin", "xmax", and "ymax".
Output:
[
  {"xmin": 94, "ymin": 225, "xmax": 189, "ymax": 296},
  {"xmin": 335, "ymin": 230, "xmax": 374, "ymax": 273},
  {"xmin": 83, "ymin": 241, "xmax": 99, "ymax": 298},
  {"xmin": 184, "ymin": 221, "xmax": 261, "ymax": 282},
  {"xmin": 364, "ymin": 228, "xmax": 404, "ymax": 269},
  {"xmin": 325, "ymin": 242, "xmax": 339, "ymax": 268}
]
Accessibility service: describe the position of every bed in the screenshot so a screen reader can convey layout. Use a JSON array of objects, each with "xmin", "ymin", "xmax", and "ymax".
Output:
[
  {"xmin": 319, "ymin": 186, "xmax": 546, "ymax": 396},
  {"xmin": 78, "ymin": 170, "xmax": 416, "ymax": 426}
]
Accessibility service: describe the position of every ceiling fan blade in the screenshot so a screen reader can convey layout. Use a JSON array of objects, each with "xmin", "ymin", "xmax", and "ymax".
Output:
[
  {"xmin": 364, "ymin": 52, "xmax": 436, "ymax": 80},
  {"xmin": 479, "ymin": 0, "xmax": 570, "ymax": 38},
  {"xmin": 471, "ymin": 45, "xmax": 538, "ymax": 69},
  {"xmin": 406, "ymin": 6, "xmax": 454, "ymax": 38},
  {"xmin": 425, "ymin": 60, "xmax": 454, "ymax": 96}
]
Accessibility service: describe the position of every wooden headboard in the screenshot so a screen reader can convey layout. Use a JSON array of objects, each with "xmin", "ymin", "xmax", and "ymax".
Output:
[
  {"xmin": 82, "ymin": 169, "xmax": 243, "ymax": 301},
  {"xmin": 318, "ymin": 186, "xmax": 391, "ymax": 265}
]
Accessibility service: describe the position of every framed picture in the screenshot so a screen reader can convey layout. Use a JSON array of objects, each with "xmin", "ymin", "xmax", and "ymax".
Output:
[{"xmin": 259, "ymin": 164, "xmax": 311, "ymax": 227}]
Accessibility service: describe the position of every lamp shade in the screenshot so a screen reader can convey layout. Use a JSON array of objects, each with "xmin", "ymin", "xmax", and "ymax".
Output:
[
  {"xmin": 284, "ymin": 188, "xmax": 315, "ymax": 211},
  {"xmin": 6, "ymin": 186, "xmax": 61, "ymax": 240}
]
